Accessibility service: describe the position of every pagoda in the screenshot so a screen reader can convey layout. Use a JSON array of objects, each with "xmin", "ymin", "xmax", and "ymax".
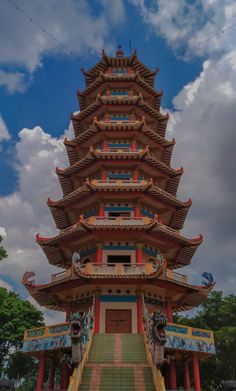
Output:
[{"xmin": 22, "ymin": 48, "xmax": 215, "ymax": 391}]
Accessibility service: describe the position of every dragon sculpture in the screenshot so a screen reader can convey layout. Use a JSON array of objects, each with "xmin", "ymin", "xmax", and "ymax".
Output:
[
  {"xmin": 149, "ymin": 311, "xmax": 168, "ymax": 368},
  {"xmin": 143, "ymin": 303, "xmax": 167, "ymax": 368},
  {"xmin": 201, "ymin": 272, "xmax": 214, "ymax": 288},
  {"xmin": 70, "ymin": 309, "xmax": 93, "ymax": 366}
]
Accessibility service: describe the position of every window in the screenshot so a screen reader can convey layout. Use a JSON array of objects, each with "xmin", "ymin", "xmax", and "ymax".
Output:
[{"xmin": 107, "ymin": 255, "xmax": 131, "ymax": 264}]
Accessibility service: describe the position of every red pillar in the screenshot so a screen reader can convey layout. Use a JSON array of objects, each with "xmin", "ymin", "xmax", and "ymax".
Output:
[
  {"xmin": 136, "ymin": 243, "xmax": 143, "ymax": 264},
  {"xmin": 131, "ymin": 141, "xmax": 137, "ymax": 150},
  {"xmin": 96, "ymin": 243, "xmax": 103, "ymax": 264},
  {"xmin": 132, "ymin": 171, "xmax": 138, "ymax": 181},
  {"xmin": 101, "ymin": 170, "xmax": 107, "ymax": 181},
  {"xmin": 36, "ymin": 352, "xmax": 45, "ymax": 391},
  {"xmin": 136, "ymin": 294, "xmax": 143, "ymax": 334},
  {"xmin": 65, "ymin": 303, "xmax": 71, "ymax": 322},
  {"xmin": 48, "ymin": 359, "xmax": 55, "ymax": 390},
  {"xmin": 166, "ymin": 303, "xmax": 173, "ymax": 322},
  {"xmin": 192, "ymin": 353, "xmax": 201, "ymax": 391},
  {"xmin": 99, "ymin": 204, "xmax": 105, "ymax": 217},
  {"xmin": 103, "ymin": 141, "xmax": 108, "ymax": 150},
  {"xmin": 94, "ymin": 294, "xmax": 100, "ymax": 333},
  {"xmin": 184, "ymin": 359, "xmax": 191, "ymax": 391},
  {"xmin": 169, "ymin": 361, "xmax": 177, "ymax": 390},
  {"xmin": 134, "ymin": 205, "xmax": 140, "ymax": 217},
  {"xmin": 60, "ymin": 361, "xmax": 68, "ymax": 389}
]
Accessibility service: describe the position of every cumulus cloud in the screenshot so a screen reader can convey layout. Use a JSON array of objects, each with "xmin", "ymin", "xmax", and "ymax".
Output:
[
  {"xmin": 0, "ymin": 115, "xmax": 10, "ymax": 142},
  {"xmin": 0, "ymin": 124, "xmax": 73, "ymax": 322},
  {"xmin": 0, "ymin": 0, "xmax": 125, "ymax": 93},
  {"xmin": 166, "ymin": 48, "xmax": 236, "ymax": 293},
  {"xmin": 130, "ymin": 0, "xmax": 236, "ymax": 58},
  {"xmin": 0, "ymin": 70, "xmax": 27, "ymax": 93}
]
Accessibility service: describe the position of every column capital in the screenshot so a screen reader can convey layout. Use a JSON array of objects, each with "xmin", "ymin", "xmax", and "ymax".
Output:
[
  {"xmin": 96, "ymin": 242, "xmax": 103, "ymax": 249},
  {"xmin": 136, "ymin": 242, "xmax": 143, "ymax": 249},
  {"xmin": 94, "ymin": 289, "xmax": 102, "ymax": 296}
]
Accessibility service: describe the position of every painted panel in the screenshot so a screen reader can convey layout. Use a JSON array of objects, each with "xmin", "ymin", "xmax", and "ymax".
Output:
[
  {"xmin": 165, "ymin": 335, "xmax": 215, "ymax": 354},
  {"xmin": 23, "ymin": 334, "xmax": 71, "ymax": 353},
  {"xmin": 100, "ymin": 295, "xmax": 137, "ymax": 302},
  {"xmin": 103, "ymin": 245, "xmax": 136, "ymax": 250}
]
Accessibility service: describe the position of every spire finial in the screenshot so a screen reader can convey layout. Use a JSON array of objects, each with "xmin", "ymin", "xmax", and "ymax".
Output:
[{"xmin": 116, "ymin": 45, "xmax": 124, "ymax": 57}]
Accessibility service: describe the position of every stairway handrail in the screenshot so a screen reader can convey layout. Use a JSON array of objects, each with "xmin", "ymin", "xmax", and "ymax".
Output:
[{"xmin": 67, "ymin": 327, "xmax": 94, "ymax": 391}]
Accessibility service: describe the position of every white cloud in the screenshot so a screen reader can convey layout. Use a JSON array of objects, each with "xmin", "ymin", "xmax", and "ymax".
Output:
[
  {"xmin": 0, "ymin": 70, "xmax": 27, "ymax": 93},
  {"xmin": 0, "ymin": 115, "xmax": 10, "ymax": 142},
  {"xmin": 166, "ymin": 48, "xmax": 236, "ymax": 294},
  {"xmin": 0, "ymin": 227, "xmax": 6, "ymax": 237},
  {"xmin": 0, "ymin": 123, "xmax": 76, "ymax": 323},
  {"xmin": 130, "ymin": 0, "xmax": 236, "ymax": 58},
  {"xmin": 0, "ymin": 0, "xmax": 125, "ymax": 94},
  {"xmin": 0, "ymin": 124, "xmax": 73, "ymax": 326}
]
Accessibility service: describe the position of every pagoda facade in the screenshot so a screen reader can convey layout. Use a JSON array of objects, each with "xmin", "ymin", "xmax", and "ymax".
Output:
[{"xmin": 22, "ymin": 48, "xmax": 215, "ymax": 391}]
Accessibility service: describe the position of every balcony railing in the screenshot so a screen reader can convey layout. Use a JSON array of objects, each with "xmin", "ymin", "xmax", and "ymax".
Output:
[
  {"xmin": 90, "ymin": 179, "xmax": 147, "ymax": 188},
  {"xmin": 95, "ymin": 148, "xmax": 142, "ymax": 155},
  {"xmin": 23, "ymin": 320, "xmax": 215, "ymax": 355},
  {"xmin": 97, "ymin": 119, "xmax": 141, "ymax": 125},
  {"xmin": 85, "ymin": 216, "xmax": 152, "ymax": 226},
  {"xmin": 78, "ymin": 262, "xmax": 157, "ymax": 277},
  {"xmin": 101, "ymin": 95, "xmax": 138, "ymax": 101}
]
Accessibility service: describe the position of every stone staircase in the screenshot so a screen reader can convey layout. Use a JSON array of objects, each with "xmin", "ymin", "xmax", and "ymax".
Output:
[{"xmin": 78, "ymin": 334, "xmax": 156, "ymax": 391}]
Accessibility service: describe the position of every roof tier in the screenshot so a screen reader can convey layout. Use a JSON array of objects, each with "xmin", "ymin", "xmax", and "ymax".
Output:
[
  {"xmin": 65, "ymin": 119, "xmax": 174, "ymax": 166},
  {"xmin": 77, "ymin": 72, "xmax": 163, "ymax": 111},
  {"xmin": 56, "ymin": 147, "xmax": 183, "ymax": 197},
  {"xmin": 36, "ymin": 216, "xmax": 202, "ymax": 269},
  {"xmin": 71, "ymin": 97, "xmax": 168, "ymax": 137},
  {"xmin": 48, "ymin": 178, "xmax": 191, "ymax": 230},
  {"xmin": 22, "ymin": 264, "xmax": 213, "ymax": 312},
  {"xmin": 81, "ymin": 50, "xmax": 158, "ymax": 88}
]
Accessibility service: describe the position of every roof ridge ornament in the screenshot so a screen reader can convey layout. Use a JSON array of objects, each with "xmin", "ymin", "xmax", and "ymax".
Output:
[{"xmin": 116, "ymin": 45, "xmax": 124, "ymax": 57}]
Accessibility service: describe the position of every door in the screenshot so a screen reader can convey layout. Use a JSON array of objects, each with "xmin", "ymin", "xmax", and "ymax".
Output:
[{"xmin": 106, "ymin": 309, "xmax": 132, "ymax": 333}]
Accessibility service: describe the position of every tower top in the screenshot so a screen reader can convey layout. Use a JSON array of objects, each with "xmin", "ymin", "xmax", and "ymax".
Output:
[{"xmin": 116, "ymin": 45, "xmax": 124, "ymax": 57}]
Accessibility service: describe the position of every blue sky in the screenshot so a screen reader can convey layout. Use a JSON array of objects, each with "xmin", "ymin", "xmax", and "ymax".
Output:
[{"xmin": 0, "ymin": 0, "xmax": 236, "ymax": 323}]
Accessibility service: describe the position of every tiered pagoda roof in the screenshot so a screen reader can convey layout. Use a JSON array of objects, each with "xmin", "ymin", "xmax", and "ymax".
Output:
[{"xmin": 23, "ymin": 48, "xmax": 210, "ymax": 313}]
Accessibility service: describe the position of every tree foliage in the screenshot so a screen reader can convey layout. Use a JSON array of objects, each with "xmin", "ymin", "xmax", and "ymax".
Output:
[
  {"xmin": 0, "ymin": 235, "xmax": 7, "ymax": 261},
  {"xmin": 176, "ymin": 291, "xmax": 236, "ymax": 390},
  {"xmin": 0, "ymin": 287, "xmax": 44, "ymax": 371}
]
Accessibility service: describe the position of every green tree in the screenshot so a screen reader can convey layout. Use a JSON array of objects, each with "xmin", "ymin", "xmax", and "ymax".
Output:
[
  {"xmin": 176, "ymin": 291, "xmax": 236, "ymax": 390},
  {"xmin": 0, "ymin": 235, "xmax": 7, "ymax": 261},
  {"xmin": 5, "ymin": 351, "xmax": 37, "ymax": 381},
  {"xmin": 0, "ymin": 287, "xmax": 44, "ymax": 371}
]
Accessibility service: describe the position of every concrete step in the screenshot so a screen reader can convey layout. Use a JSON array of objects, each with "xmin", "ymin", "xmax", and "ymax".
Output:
[{"xmin": 79, "ymin": 334, "xmax": 156, "ymax": 391}]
